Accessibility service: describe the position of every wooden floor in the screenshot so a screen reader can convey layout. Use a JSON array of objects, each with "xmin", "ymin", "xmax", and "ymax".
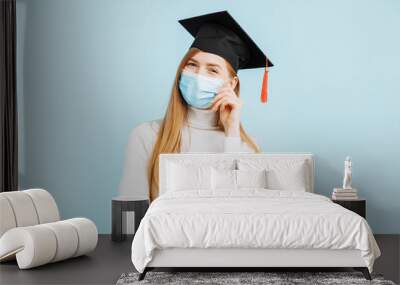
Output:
[{"xmin": 0, "ymin": 234, "xmax": 399, "ymax": 285}]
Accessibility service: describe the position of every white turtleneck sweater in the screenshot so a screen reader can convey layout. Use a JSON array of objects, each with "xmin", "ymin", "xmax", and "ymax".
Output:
[{"xmin": 117, "ymin": 106, "xmax": 258, "ymax": 199}]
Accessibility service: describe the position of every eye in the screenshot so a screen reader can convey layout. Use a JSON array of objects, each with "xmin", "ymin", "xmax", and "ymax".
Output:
[
  {"xmin": 187, "ymin": 62, "xmax": 197, "ymax": 67},
  {"xmin": 209, "ymin": 68, "xmax": 218, "ymax": 74}
]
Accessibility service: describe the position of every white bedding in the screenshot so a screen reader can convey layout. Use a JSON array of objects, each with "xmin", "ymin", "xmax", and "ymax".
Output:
[{"xmin": 131, "ymin": 189, "xmax": 381, "ymax": 273}]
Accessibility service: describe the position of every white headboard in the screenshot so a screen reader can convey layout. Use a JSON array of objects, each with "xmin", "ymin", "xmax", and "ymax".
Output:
[{"xmin": 159, "ymin": 153, "xmax": 314, "ymax": 194}]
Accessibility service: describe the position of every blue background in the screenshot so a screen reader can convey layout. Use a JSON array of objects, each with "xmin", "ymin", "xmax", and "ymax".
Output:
[{"xmin": 16, "ymin": 0, "xmax": 399, "ymax": 234}]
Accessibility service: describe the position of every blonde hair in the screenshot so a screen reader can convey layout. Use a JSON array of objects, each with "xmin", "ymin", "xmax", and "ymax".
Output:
[{"xmin": 147, "ymin": 47, "xmax": 261, "ymax": 202}]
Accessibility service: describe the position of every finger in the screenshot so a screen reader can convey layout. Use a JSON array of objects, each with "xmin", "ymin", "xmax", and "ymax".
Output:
[
  {"xmin": 211, "ymin": 96, "xmax": 240, "ymax": 113},
  {"xmin": 211, "ymin": 97, "xmax": 230, "ymax": 112},
  {"xmin": 219, "ymin": 98, "xmax": 237, "ymax": 112},
  {"xmin": 215, "ymin": 97, "xmax": 238, "ymax": 112},
  {"xmin": 211, "ymin": 93, "xmax": 227, "ymax": 105},
  {"xmin": 210, "ymin": 93, "xmax": 229, "ymax": 108},
  {"xmin": 211, "ymin": 94, "xmax": 237, "ymax": 111},
  {"xmin": 221, "ymin": 95, "xmax": 242, "ymax": 109},
  {"xmin": 212, "ymin": 89, "xmax": 237, "ymax": 104},
  {"xmin": 220, "ymin": 99, "xmax": 241, "ymax": 113}
]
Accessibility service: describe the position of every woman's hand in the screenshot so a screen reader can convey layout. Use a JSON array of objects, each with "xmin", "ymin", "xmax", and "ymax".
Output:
[{"xmin": 210, "ymin": 82, "xmax": 243, "ymax": 137}]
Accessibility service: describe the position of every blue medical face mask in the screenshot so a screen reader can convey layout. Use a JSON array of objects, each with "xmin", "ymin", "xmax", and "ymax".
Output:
[{"xmin": 178, "ymin": 70, "xmax": 225, "ymax": 109}]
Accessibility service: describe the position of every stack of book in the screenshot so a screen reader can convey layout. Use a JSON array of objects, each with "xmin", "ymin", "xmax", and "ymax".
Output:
[{"xmin": 332, "ymin": 188, "xmax": 358, "ymax": 200}]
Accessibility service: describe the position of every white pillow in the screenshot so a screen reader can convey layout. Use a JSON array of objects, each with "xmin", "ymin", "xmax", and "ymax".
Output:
[
  {"xmin": 211, "ymin": 168, "xmax": 268, "ymax": 190},
  {"xmin": 236, "ymin": 169, "xmax": 268, "ymax": 188},
  {"xmin": 166, "ymin": 162, "xmax": 212, "ymax": 192},
  {"xmin": 211, "ymin": 168, "xmax": 237, "ymax": 190},
  {"xmin": 266, "ymin": 166, "xmax": 307, "ymax": 191},
  {"xmin": 238, "ymin": 159, "xmax": 309, "ymax": 191}
]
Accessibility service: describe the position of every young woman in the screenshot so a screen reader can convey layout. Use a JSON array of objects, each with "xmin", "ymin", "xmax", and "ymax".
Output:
[{"xmin": 118, "ymin": 11, "xmax": 273, "ymax": 202}]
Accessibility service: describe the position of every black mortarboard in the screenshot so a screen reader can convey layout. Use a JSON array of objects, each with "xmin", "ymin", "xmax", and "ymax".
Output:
[{"xmin": 179, "ymin": 10, "xmax": 274, "ymax": 103}]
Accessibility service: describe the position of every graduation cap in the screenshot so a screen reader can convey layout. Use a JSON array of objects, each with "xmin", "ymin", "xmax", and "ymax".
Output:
[{"xmin": 179, "ymin": 10, "xmax": 274, "ymax": 103}]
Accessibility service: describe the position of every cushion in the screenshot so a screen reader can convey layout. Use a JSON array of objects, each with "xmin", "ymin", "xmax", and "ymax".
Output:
[
  {"xmin": 24, "ymin": 189, "xmax": 60, "ymax": 223},
  {"xmin": 166, "ymin": 161, "xmax": 213, "ymax": 191},
  {"xmin": 211, "ymin": 168, "xmax": 268, "ymax": 190},
  {"xmin": 0, "ymin": 189, "xmax": 60, "ymax": 238},
  {"xmin": 0, "ymin": 196, "xmax": 16, "ymax": 237},
  {"xmin": 238, "ymin": 158, "xmax": 309, "ymax": 191},
  {"xmin": 266, "ymin": 163, "xmax": 307, "ymax": 191},
  {"xmin": 0, "ymin": 217, "xmax": 97, "ymax": 269},
  {"xmin": 0, "ymin": 191, "xmax": 39, "ymax": 227},
  {"xmin": 211, "ymin": 168, "xmax": 237, "ymax": 190},
  {"xmin": 236, "ymin": 169, "xmax": 268, "ymax": 188}
]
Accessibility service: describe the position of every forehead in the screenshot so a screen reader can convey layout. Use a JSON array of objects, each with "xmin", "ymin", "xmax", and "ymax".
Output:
[{"xmin": 190, "ymin": 51, "xmax": 226, "ymax": 67}]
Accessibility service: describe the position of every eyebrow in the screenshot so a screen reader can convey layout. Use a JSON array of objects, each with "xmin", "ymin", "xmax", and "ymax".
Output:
[{"xmin": 188, "ymin": 58, "xmax": 222, "ymax": 70}]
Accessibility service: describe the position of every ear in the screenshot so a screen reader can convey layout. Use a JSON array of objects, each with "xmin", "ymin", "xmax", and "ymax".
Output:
[{"xmin": 230, "ymin": 76, "xmax": 238, "ymax": 90}]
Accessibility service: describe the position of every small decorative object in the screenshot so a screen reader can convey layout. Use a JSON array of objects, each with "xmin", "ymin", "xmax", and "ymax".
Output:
[
  {"xmin": 332, "ymin": 156, "xmax": 359, "ymax": 200},
  {"xmin": 342, "ymin": 156, "xmax": 352, "ymax": 190}
]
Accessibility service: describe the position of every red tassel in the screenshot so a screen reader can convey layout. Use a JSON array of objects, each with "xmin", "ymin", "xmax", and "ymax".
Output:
[{"xmin": 261, "ymin": 61, "xmax": 269, "ymax": 103}]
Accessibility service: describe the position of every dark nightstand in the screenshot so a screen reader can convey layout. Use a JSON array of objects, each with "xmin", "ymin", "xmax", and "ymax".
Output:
[
  {"xmin": 111, "ymin": 197, "xmax": 149, "ymax": 242},
  {"xmin": 332, "ymin": 198, "xmax": 366, "ymax": 218}
]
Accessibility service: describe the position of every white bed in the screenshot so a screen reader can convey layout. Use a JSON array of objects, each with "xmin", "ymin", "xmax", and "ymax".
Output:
[{"xmin": 131, "ymin": 153, "xmax": 381, "ymax": 281}]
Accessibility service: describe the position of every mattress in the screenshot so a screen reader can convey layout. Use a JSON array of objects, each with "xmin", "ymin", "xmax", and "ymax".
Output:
[{"xmin": 131, "ymin": 189, "xmax": 381, "ymax": 273}]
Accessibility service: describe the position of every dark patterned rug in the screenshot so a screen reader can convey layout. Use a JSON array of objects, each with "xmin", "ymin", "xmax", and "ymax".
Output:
[{"xmin": 116, "ymin": 271, "xmax": 396, "ymax": 285}]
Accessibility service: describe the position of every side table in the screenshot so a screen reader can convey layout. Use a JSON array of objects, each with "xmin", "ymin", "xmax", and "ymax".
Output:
[
  {"xmin": 111, "ymin": 196, "xmax": 149, "ymax": 242},
  {"xmin": 332, "ymin": 198, "xmax": 366, "ymax": 219}
]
